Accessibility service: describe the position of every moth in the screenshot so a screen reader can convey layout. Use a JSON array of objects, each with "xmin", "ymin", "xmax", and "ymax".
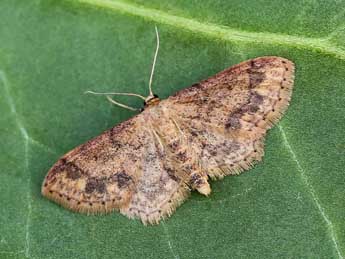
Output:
[{"xmin": 42, "ymin": 28, "xmax": 294, "ymax": 224}]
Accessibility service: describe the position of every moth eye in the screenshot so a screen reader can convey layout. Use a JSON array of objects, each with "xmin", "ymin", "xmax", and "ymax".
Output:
[{"xmin": 153, "ymin": 94, "xmax": 159, "ymax": 98}]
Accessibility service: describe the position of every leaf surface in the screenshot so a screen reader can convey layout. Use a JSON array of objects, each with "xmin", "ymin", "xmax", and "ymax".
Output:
[{"xmin": 0, "ymin": 0, "xmax": 344, "ymax": 258}]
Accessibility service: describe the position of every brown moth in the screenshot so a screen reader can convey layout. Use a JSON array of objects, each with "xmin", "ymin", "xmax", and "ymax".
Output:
[{"xmin": 42, "ymin": 30, "xmax": 294, "ymax": 224}]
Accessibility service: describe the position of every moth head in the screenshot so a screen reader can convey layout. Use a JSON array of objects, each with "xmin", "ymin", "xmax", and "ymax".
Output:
[{"xmin": 144, "ymin": 94, "xmax": 160, "ymax": 107}]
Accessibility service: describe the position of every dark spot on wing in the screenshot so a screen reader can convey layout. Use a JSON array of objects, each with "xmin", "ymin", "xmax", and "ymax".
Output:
[
  {"xmin": 190, "ymin": 130, "xmax": 198, "ymax": 137},
  {"xmin": 250, "ymin": 92, "xmax": 264, "ymax": 106},
  {"xmin": 110, "ymin": 139, "xmax": 122, "ymax": 151},
  {"xmin": 203, "ymin": 140, "xmax": 241, "ymax": 159},
  {"xmin": 167, "ymin": 141, "xmax": 179, "ymax": 151},
  {"xmin": 225, "ymin": 91, "xmax": 264, "ymax": 129},
  {"xmin": 85, "ymin": 177, "xmax": 106, "ymax": 194},
  {"xmin": 48, "ymin": 158, "xmax": 87, "ymax": 182},
  {"xmin": 248, "ymin": 60, "xmax": 266, "ymax": 88},
  {"xmin": 111, "ymin": 171, "xmax": 133, "ymax": 188},
  {"xmin": 65, "ymin": 161, "xmax": 85, "ymax": 180},
  {"xmin": 164, "ymin": 166, "xmax": 180, "ymax": 182},
  {"xmin": 176, "ymin": 150, "xmax": 188, "ymax": 162},
  {"xmin": 225, "ymin": 117, "xmax": 241, "ymax": 130},
  {"xmin": 247, "ymin": 92, "xmax": 264, "ymax": 113}
]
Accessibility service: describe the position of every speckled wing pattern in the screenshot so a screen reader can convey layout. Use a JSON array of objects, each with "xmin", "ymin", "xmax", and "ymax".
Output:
[{"xmin": 42, "ymin": 56, "xmax": 294, "ymax": 224}]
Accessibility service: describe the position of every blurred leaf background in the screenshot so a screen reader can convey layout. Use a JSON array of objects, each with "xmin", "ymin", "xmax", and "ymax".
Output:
[{"xmin": 0, "ymin": 0, "xmax": 344, "ymax": 258}]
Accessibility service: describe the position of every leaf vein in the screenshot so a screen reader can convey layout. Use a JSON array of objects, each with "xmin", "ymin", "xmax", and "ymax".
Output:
[
  {"xmin": 278, "ymin": 125, "xmax": 343, "ymax": 259},
  {"xmin": 28, "ymin": 137, "xmax": 59, "ymax": 155},
  {"xmin": 0, "ymin": 70, "xmax": 32, "ymax": 258},
  {"xmin": 162, "ymin": 221, "xmax": 180, "ymax": 259},
  {"xmin": 24, "ymin": 140, "xmax": 31, "ymax": 259},
  {"xmin": 73, "ymin": 0, "xmax": 345, "ymax": 60}
]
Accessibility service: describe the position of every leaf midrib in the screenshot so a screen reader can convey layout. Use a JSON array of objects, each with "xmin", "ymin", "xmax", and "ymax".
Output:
[{"xmin": 73, "ymin": 0, "xmax": 345, "ymax": 60}]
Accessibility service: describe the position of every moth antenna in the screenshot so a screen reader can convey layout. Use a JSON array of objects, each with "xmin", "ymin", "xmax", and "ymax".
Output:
[
  {"xmin": 106, "ymin": 96, "xmax": 139, "ymax": 112},
  {"xmin": 148, "ymin": 26, "xmax": 160, "ymax": 97},
  {"xmin": 85, "ymin": 90, "xmax": 146, "ymax": 101}
]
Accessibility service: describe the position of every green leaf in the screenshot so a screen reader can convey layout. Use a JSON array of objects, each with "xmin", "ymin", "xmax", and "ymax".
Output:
[{"xmin": 1, "ymin": 0, "xmax": 344, "ymax": 258}]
